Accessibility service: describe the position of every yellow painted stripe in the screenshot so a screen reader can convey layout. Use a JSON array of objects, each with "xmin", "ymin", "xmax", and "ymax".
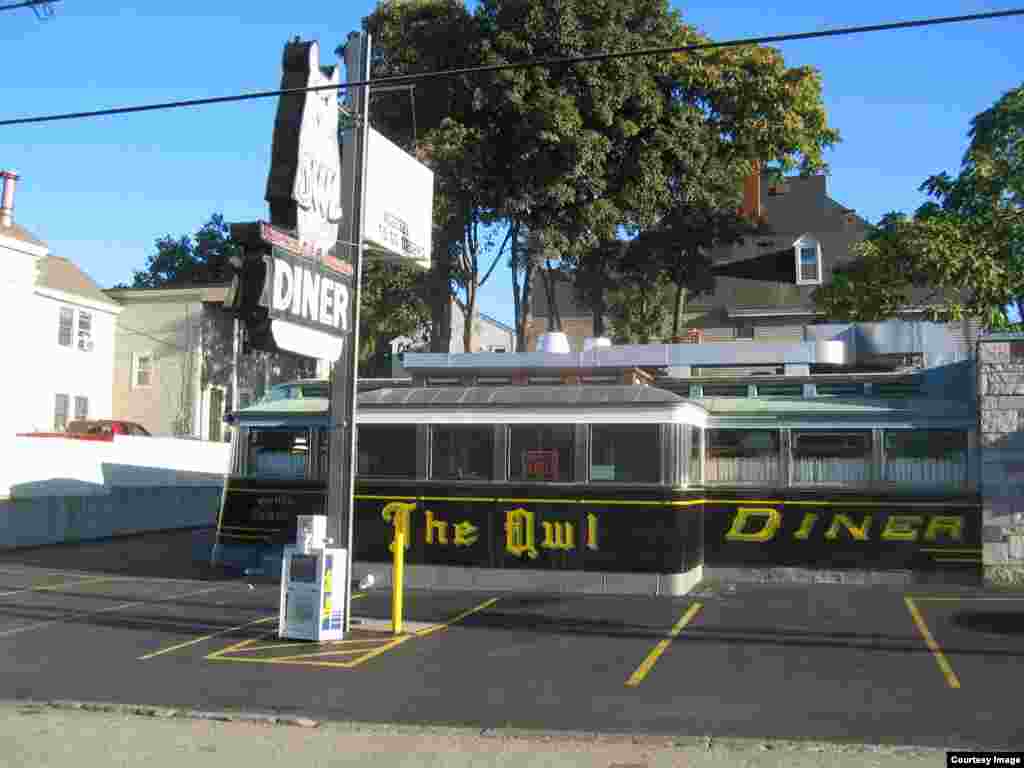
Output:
[
  {"xmin": 414, "ymin": 597, "xmax": 500, "ymax": 638},
  {"xmin": 921, "ymin": 548, "xmax": 981, "ymax": 553},
  {"xmin": 904, "ymin": 596, "xmax": 960, "ymax": 689},
  {"xmin": 228, "ymin": 489, "xmax": 323, "ymax": 495},
  {"xmin": 138, "ymin": 615, "xmax": 279, "ymax": 660},
  {"xmin": 236, "ymin": 637, "xmax": 388, "ymax": 654},
  {"xmin": 626, "ymin": 602, "xmax": 702, "ymax": 687},
  {"xmin": 0, "ymin": 575, "xmax": 119, "ymax": 598},
  {"xmin": 712, "ymin": 498, "xmax": 978, "ymax": 508},
  {"xmin": 257, "ymin": 640, "xmax": 403, "ymax": 661},
  {"xmin": 911, "ymin": 596, "xmax": 1024, "ymax": 602},
  {"xmin": 207, "ymin": 637, "xmax": 412, "ymax": 668}
]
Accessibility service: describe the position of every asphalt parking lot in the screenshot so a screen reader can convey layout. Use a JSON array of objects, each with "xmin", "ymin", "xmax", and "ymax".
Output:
[{"xmin": 0, "ymin": 528, "xmax": 1021, "ymax": 750}]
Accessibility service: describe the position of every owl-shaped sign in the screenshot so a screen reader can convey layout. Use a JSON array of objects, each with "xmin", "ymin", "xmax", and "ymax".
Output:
[{"xmin": 265, "ymin": 39, "xmax": 343, "ymax": 262}]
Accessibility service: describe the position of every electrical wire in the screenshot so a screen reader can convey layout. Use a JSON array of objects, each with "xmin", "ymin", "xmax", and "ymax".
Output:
[
  {"xmin": 0, "ymin": 0, "xmax": 59, "ymax": 13},
  {"xmin": 1, "ymin": 8, "xmax": 1022, "ymax": 127}
]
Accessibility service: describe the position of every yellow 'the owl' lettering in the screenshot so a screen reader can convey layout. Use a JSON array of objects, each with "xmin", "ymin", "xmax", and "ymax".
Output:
[{"xmin": 505, "ymin": 507, "xmax": 538, "ymax": 559}]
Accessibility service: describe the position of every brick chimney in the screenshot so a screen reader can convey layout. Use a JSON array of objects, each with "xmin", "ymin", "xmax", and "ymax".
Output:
[
  {"xmin": 740, "ymin": 160, "xmax": 762, "ymax": 223},
  {"xmin": 0, "ymin": 169, "xmax": 18, "ymax": 228}
]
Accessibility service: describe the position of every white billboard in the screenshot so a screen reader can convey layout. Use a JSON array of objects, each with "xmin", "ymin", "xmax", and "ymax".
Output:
[{"xmin": 361, "ymin": 128, "xmax": 434, "ymax": 271}]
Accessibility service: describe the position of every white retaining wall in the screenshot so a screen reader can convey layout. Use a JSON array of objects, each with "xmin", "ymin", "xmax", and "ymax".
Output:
[{"xmin": 0, "ymin": 435, "xmax": 230, "ymax": 550}]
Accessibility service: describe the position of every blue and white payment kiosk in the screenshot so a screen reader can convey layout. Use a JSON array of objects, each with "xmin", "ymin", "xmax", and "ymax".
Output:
[{"xmin": 278, "ymin": 515, "xmax": 346, "ymax": 641}]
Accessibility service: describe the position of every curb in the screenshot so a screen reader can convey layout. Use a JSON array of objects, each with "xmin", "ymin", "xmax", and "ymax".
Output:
[{"xmin": 2, "ymin": 699, "xmax": 963, "ymax": 755}]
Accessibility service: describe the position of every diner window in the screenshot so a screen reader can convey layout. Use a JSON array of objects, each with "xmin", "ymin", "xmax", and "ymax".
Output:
[
  {"xmin": 689, "ymin": 428, "xmax": 703, "ymax": 485},
  {"xmin": 706, "ymin": 429, "xmax": 780, "ymax": 483},
  {"xmin": 793, "ymin": 430, "xmax": 872, "ymax": 484},
  {"xmin": 431, "ymin": 426, "xmax": 493, "ymax": 480},
  {"xmin": 591, "ymin": 425, "xmax": 660, "ymax": 483},
  {"xmin": 883, "ymin": 430, "xmax": 968, "ymax": 487},
  {"xmin": 54, "ymin": 393, "xmax": 69, "ymax": 431},
  {"xmin": 356, "ymin": 425, "xmax": 417, "ymax": 478},
  {"xmin": 58, "ymin": 308, "xmax": 74, "ymax": 347},
  {"xmin": 509, "ymin": 425, "xmax": 574, "ymax": 482},
  {"xmin": 247, "ymin": 428, "xmax": 309, "ymax": 479}
]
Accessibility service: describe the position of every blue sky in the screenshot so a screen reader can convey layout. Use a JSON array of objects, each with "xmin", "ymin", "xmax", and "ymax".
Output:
[{"xmin": 1, "ymin": 1, "xmax": 1021, "ymax": 329}]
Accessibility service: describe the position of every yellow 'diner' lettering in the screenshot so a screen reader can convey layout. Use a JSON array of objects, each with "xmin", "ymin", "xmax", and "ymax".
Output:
[
  {"xmin": 825, "ymin": 514, "xmax": 872, "ymax": 541},
  {"xmin": 725, "ymin": 507, "xmax": 781, "ymax": 542},
  {"xmin": 505, "ymin": 507, "xmax": 539, "ymax": 559},
  {"xmin": 924, "ymin": 515, "xmax": 964, "ymax": 542},
  {"xmin": 881, "ymin": 515, "xmax": 923, "ymax": 542},
  {"xmin": 793, "ymin": 512, "xmax": 818, "ymax": 540}
]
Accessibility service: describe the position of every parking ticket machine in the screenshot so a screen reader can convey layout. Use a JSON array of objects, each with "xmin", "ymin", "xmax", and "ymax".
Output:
[{"xmin": 278, "ymin": 515, "xmax": 346, "ymax": 642}]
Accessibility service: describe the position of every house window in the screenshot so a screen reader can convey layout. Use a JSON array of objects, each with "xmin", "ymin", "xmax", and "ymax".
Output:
[
  {"xmin": 74, "ymin": 396, "xmax": 89, "ymax": 420},
  {"xmin": 58, "ymin": 308, "xmax": 74, "ymax": 347},
  {"xmin": 54, "ymin": 394, "xmax": 69, "ymax": 431},
  {"xmin": 77, "ymin": 311, "xmax": 93, "ymax": 351},
  {"xmin": 133, "ymin": 353, "xmax": 153, "ymax": 388},
  {"xmin": 795, "ymin": 238, "xmax": 821, "ymax": 285}
]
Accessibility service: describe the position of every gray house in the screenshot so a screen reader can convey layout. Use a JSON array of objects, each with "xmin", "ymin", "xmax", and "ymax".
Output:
[
  {"xmin": 526, "ymin": 171, "xmax": 981, "ymax": 357},
  {"xmin": 106, "ymin": 285, "xmax": 320, "ymax": 440}
]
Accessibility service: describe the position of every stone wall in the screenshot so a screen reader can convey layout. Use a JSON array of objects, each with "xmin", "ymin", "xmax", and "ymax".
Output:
[{"xmin": 978, "ymin": 336, "xmax": 1024, "ymax": 586}]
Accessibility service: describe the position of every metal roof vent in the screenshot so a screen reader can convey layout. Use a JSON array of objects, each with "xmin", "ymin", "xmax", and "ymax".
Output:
[{"xmin": 537, "ymin": 332, "xmax": 571, "ymax": 354}]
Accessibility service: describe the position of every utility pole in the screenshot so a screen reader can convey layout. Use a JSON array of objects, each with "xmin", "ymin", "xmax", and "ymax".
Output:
[{"xmin": 327, "ymin": 30, "xmax": 371, "ymax": 634}]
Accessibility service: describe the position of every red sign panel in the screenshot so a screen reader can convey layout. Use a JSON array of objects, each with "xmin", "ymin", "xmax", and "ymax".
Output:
[{"xmin": 524, "ymin": 450, "xmax": 560, "ymax": 481}]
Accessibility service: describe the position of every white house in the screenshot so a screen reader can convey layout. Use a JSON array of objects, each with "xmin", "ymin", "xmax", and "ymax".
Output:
[{"xmin": 0, "ymin": 169, "xmax": 121, "ymax": 435}]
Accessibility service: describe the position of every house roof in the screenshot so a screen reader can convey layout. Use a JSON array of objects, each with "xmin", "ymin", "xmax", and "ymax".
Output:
[
  {"xmin": 37, "ymin": 255, "xmax": 121, "ymax": 308},
  {"xmin": 104, "ymin": 284, "xmax": 230, "ymax": 304},
  {"xmin": 0, "ymin": 221, "xmax": 47, "ymax": 248}
]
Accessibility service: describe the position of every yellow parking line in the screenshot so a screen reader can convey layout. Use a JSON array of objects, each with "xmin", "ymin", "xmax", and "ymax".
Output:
[
  {"xmin": 0, "ymin": 575, "xmax": 120, "ymax": 598},
  {"xmin": 904, "ymin": 596, "xmax": 960, "ymax": 689},
  {"xmin": 908, "ymin": 596, "xmax": 1024, "ymax": 602},
  {"xmin": 413, "ymin": 597, "xmax": 499, "ymax": 638},
  {"xmin": 264, "ymin": 639, "xmax": 408, "ymax": 662},
  {"xmin": 139, "ymin": 615, "xmax": 279, "ymax": 660},
  {"xmin": 626, "ymin": 602, "xmax": 702, "ymax": 687}
]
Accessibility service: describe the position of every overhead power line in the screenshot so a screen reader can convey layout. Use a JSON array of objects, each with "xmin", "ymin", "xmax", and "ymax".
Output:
[
  {"xmin": 0, "ymin": 0, "xmax": 59, "ymax": 15},
  {"xmin": 1, "ymin": 8, "xmax": 1022, "ymax": 128}
]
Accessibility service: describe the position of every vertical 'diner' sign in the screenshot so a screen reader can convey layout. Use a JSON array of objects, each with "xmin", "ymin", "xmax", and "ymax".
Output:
[{"xmin": 228, "ymin": 38, "xmax": 353, "ymax": 362}]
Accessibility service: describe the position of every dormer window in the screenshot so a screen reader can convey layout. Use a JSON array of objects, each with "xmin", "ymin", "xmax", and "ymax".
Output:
[{"xmin": 795, "ymin": 236, "xmax": 822, "ymax": 285}]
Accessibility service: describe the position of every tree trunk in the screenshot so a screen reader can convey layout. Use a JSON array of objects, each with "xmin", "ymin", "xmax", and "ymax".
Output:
[
  {"xmin": 672, "ymin": 282, "xmax": 686, "ymax": 339},
  {"xmin": 462, "ymin": 283, "xmax": 477, "ymax": 353},
  {"xmin": 429, "ymin": 258, "xmax": 452, "ymax": 353},
  {"xmin": 539, "ymin": 264, "xmax": 562, "ymax": 332}
]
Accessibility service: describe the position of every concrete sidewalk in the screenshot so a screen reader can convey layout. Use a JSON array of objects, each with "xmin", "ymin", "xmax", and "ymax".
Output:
[{"xmin": 3, "ymin": 700, "xmax": 949, "ymax": 768}]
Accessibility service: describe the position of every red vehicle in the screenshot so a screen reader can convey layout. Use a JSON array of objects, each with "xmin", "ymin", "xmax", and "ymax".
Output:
[{"xmin": 66, "ymin": 419, "xmax": 151, "ymax": 437}]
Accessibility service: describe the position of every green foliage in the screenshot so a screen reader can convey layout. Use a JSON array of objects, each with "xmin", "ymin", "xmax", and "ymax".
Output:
[
  {"xmin": 118, "ymin": 214, "xmax": 240, "ymax": 289},
  {"xmin": 814, "ymin": 83, "xmax": 1024, "ymax": 329},
  {"xmin": 604, "ymin": 271, "xmax": 675, "ymax": 345}
]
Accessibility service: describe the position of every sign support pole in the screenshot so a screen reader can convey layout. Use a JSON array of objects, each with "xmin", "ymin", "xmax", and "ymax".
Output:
[{"xmin": 329, "ymin": 30, "xmax": 371, "ymax": 634}]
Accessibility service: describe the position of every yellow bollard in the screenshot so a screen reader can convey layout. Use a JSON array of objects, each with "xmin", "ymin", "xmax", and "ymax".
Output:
[{"xmin": 382, "ymin": 501, "xmax": 416, "ymax": 636}]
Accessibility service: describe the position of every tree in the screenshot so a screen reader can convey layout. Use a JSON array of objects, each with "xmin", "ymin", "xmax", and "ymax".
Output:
[
  {"xmin": 362, "ymin": 0, "xmax": 502, "ymax": 353},
  {"xmin": 116, "ymin": 213, "xmax": 241, "ymax": 289},
  {"xmin": 118, "ymin": 212, "xmax": 431, "ymax": 377},
  {"xmin": 814, "ymin": 83, "xmax": 1024, "ymax": 329}
]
